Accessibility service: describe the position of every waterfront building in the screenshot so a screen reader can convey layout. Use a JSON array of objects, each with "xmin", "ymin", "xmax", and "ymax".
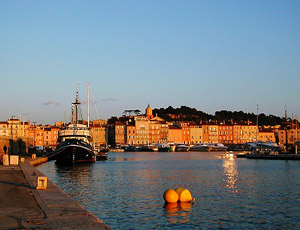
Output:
[
  {"xmin": 240, "ymin": 123, "xmax": 258, "ymax": 143},
  {"xmin": 135, "ymin": 116, "xmax": 150, "ymax": 145},
  {"xmin": 168, "ymin": 125, "xmax": 182, "ymax": 144},
  {"xmin": 126, "ymin": 124, "xmax": 136, "ymax": 145},
  {"xmin": 43, "ymin": 125, "xmax": 60, "ymax": 149},
  {"xmin": 201, "ymin": 124, "xmax": 210, "ymax": 143},
  {"xmin": 90, "ymin": 124, "xmax": 106, "ymax": 147},
  {"xmin": 208, "ymin": 123, "xmax": 218, "ymax": 143},
  {"xmin": 175, "ymin": 122, "xmax": 190, "ymax": 144},
  {"xmin": 149, "ymin": 120, "xmax": 161, "ymax": 144},
  {"xmin": 218, "ymin": 124, "xmax": 234, "ymax": 144},
  {"xmin": 278, "ymin": 125, "xmax": 300, "ymax": 146},
  {"xmin": 0, "ymin": 121, "xmax": 8, "ymax": 137},
  {"xmin": 189, "ymin": 122, "xmax": 202, "ymax": 144},
  {"xmin": 258, "ymin": 129, "xmax": 276, "ymax": 142},
  {"xmin": 28, "ymin": 124, "xmax": 44, "ymax": 147},
  {"xmin": 115, "ymin": 121, "xmax": 126, "ymax": 145}
]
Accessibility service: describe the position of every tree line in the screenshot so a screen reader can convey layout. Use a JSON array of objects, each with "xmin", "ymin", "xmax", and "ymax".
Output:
[
  {"xmin": 108, "ymin": 105, "xmax": 295, "ymax": 126},
  {"xmin": 152, "ymin": 106, "xmax": 285, "ymax": 126}
]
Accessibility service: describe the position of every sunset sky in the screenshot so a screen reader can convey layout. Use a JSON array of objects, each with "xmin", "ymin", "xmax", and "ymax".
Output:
[{"xmin": 1, "ymin": 0, "xmax": 299, "ymax": 124}]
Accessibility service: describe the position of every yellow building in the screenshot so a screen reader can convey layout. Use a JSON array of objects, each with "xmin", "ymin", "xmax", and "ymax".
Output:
[
  {"xmin": 258, "ymin": 130, "xmax": 276, "ymax": 142},
  {"xmin": 278, "ymin": 128, "xmax": 300, "ymax": 146},
  {"xmin": 135, "ymin": 116, "xmax": 150, "ymax": 145},
  {"xmin": 240, "ymin": 123, "xmax": 258, "ymax": 143},
  {"xmin": 90, "ymin": 125, "xmax": 106, "ymax": 147},
  {"xmin": 208, "ymin": 124, "xmax": 218, "ymax": 143},
  {"xmin": 189, "ymin": 122, "xmax": 202, "ymax": 144}
]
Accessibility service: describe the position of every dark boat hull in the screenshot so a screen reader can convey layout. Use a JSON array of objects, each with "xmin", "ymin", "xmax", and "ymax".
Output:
[{"xmin": 54, "ymin": 140, "xmax": 95, "ymax": 164}]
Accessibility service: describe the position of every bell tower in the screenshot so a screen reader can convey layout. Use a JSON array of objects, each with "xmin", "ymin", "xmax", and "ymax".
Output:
[{"xmin": 145, "ymin": 104, "xmax": 154, "ymax": 120}]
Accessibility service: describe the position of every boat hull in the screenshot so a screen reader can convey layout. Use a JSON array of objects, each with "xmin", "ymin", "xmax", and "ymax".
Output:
[
  {"xmin": 190, "ymin": 146, "xmax": 212, "ymax": 152},
  {"xmin": 54, "ymin": 140, "xmax": 95, "ymax": 164},
  {"xmin": 175, "ymin": 146, "xmax": 189, "ymax": 152}
]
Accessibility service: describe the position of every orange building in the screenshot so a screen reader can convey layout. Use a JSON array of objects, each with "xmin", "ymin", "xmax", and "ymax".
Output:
[
  {"xmin": 126, "ymin": 124, "xmax": 136, "ymax": 145},
  {"xmin": 43, "ymin": 126, "xmax": 60, "ymax": 148},
  {"xmin": 218, "ymin": 124, "xmax": 234, "ymax": 144},
  {"xmin": 278, "ymin": 128, "xmax": 300, "ymax": 146},
  {"xmin": 202, "ymin": 124, "xmax": 210, "ymax": 143},
  {"xmin": 149, "ymin": 120, "xmax": 160, "ymax": 144},
  {"xmin": 168, "ymin": 125, "xmax": 182, "ymax": 143},
  {"xmin": 115, "ymin": 121, "xmax": 126, "ymax": 145},
  {"xmin": 176, "ymin": 122, "xmax": 190, "ymax": 144}
]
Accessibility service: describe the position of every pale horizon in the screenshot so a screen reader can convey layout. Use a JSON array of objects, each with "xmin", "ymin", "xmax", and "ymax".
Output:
[{"xmin": 1, "ymin": 1, "xmax": 299, "ymax": 124}]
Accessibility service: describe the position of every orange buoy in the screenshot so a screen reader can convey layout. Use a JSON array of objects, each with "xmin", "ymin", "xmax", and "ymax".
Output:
[
  {"xmin": 175, "ymin": 188, "xmax": 194, "ymax": 202},
  {"xmin": 163, "ymin": 189, "xmax": 179, "ymax": 203}
]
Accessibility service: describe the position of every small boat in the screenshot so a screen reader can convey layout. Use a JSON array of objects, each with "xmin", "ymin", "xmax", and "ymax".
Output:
[
  {"xmin": 190, "ymin": 143, "xmax": 212, "ymax": 152},
  {"xmin": 175, "ymin": 144, "xmax": 190, "ymax": 152}
]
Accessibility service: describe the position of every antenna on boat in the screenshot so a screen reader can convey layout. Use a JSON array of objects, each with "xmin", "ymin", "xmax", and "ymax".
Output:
[{"xmin": 87, "ymin": 81, "xmax": 90, "ymax": 128}]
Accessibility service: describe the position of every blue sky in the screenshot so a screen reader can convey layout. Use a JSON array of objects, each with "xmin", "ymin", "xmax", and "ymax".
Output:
[{"xmin": 1, "ymin": 0, "xmax": 299, "ymax": 124}]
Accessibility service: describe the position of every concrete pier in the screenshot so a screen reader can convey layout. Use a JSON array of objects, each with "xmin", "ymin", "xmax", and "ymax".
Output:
[{"xmin": 0, "ymin": 160, "xmax": 110, "ymax": 229}]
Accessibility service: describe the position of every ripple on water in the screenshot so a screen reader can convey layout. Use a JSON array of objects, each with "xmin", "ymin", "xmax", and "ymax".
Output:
[{"xmin": 37, "ymin": 152, "xmax": 300, "ymax": 229}]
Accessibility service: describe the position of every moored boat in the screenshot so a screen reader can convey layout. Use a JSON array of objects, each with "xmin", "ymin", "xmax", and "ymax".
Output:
[
  {"xmin": 53, "ymin": 83, "xmax": 96, "ymax": 164},
  {"xmin": 209, "ymin": 143, "xmax": 228, "ymax": 151},
  {"xmin": 175, "ymin": 144, "xmax": 190, "ymax": 152},
  {"xmin": 190, "ymin": 143, "xmax": 212, "ymax": 152}
]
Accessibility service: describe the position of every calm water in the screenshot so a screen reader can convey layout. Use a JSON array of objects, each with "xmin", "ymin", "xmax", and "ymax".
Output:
[{"xmin": 37, "ymin": 152, "xmax": 300, "ymax": 229}]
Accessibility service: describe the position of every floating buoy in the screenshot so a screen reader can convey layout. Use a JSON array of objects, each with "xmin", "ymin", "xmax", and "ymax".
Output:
[
  {"xmin": 175, "ymin": 188, "xmax": 195, "ymax": 203},
  {"xmin": 163, "ymin": 189, "xmax": 179, "ymax": 203}
]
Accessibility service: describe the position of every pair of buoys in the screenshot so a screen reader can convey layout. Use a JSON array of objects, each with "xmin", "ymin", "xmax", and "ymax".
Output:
[{"xmin": 163, "ymin": 188, "xmax": 195, "ymax": 204}]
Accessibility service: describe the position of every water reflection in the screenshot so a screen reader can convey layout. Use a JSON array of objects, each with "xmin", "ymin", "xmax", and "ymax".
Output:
[
  {"xmin": 37, "ymin": 152, "xmax": 300, "ymax": 229},
  {"xmin": 53, "ymin": 162, "xmax": 95, "ymax": 197},
  {"xmin": 164, "ymin": 202, "xmax": 193, "ymax": 224},
  {"xmin": 222, "ymin": 155, "xmax": 239, "ymax": 193}
]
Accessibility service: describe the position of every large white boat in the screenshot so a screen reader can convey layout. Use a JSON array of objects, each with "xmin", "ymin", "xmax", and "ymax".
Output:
[
  {"xmin": 190, "ymin": 143, "xmax": 212, "ymax": 152},
  {"xmin": 54, "ymin": 83, "xmax": 95, "ymax": 164},
  {"xmin": 208, "ymin": 143, "xmax": 228, "ymax": 151}
]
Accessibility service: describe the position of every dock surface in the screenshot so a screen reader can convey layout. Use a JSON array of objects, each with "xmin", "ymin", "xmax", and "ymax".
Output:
[{"xmin": 0, "ymin": 161, "xmax": 110, "ymax": 229}]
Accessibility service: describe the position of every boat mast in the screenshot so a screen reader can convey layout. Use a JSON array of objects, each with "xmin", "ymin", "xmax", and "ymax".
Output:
[
  {"xmin": 72, "ymin": 81, "xmax": 81, "ymax": 124},
  {"xmin": 87, "ymin": 81, "xmax": 90, "ymax": 128}
]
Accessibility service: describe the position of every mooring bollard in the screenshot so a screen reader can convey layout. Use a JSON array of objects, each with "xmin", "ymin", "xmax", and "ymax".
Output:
[
  {"xmin": 20, "ymin": 157, "xmax": 25, "ymax": 163},
  {"xmin": 10, "ymin": 155, "xmax": 19, "ymax": 165},
  {"xmin": 32, "ymin": 154, "xmax": 36, "ymax": 160},
  {"xmin": 36, "ymin": 177, "xmax": 48, "ymax": 190},
  {"xmin": 3, "ymin": 155, "xmax": 9, "ymax": 166}
]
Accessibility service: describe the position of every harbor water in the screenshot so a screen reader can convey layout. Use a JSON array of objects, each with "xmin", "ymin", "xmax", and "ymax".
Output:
[{"xmin": 37, "ymin": 152, "xmax": 300, "ymax": 229}]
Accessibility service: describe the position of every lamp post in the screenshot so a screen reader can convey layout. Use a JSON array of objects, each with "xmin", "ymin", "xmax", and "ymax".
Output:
[
  {"xmin": 33, "ymin": 122, "xmax": 37, "ymax": 149},
  {"xmin": 10, "ymin": 116, "xmax": 16, "ymax": 154},
  {"xmin": 256, "ymin": 104, "xmax": 259, "ymax": 141}
]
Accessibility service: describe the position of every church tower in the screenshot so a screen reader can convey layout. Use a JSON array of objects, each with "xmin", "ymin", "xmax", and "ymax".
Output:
[{"xmin": 145, "ymin": 104, "xmax": 154, "ymax": 120}]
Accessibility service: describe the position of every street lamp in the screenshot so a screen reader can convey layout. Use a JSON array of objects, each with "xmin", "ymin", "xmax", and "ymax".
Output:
[
  {"xmin": 11, "ymin": 116, "xmax": 15, "ymax": 154},
  {"xmin": 33, "ymin": 122, "xmax": 37, "ymax": 148}
]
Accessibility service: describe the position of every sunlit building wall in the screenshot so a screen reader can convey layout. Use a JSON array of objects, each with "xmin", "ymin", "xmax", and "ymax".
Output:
[
  {"xmin": 135, "ymin": 116, "xmax": 150, "ymax": 145},
  {"xmin": 189, "ymin": 123, "xmax": 202, "ymax": 144}
]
